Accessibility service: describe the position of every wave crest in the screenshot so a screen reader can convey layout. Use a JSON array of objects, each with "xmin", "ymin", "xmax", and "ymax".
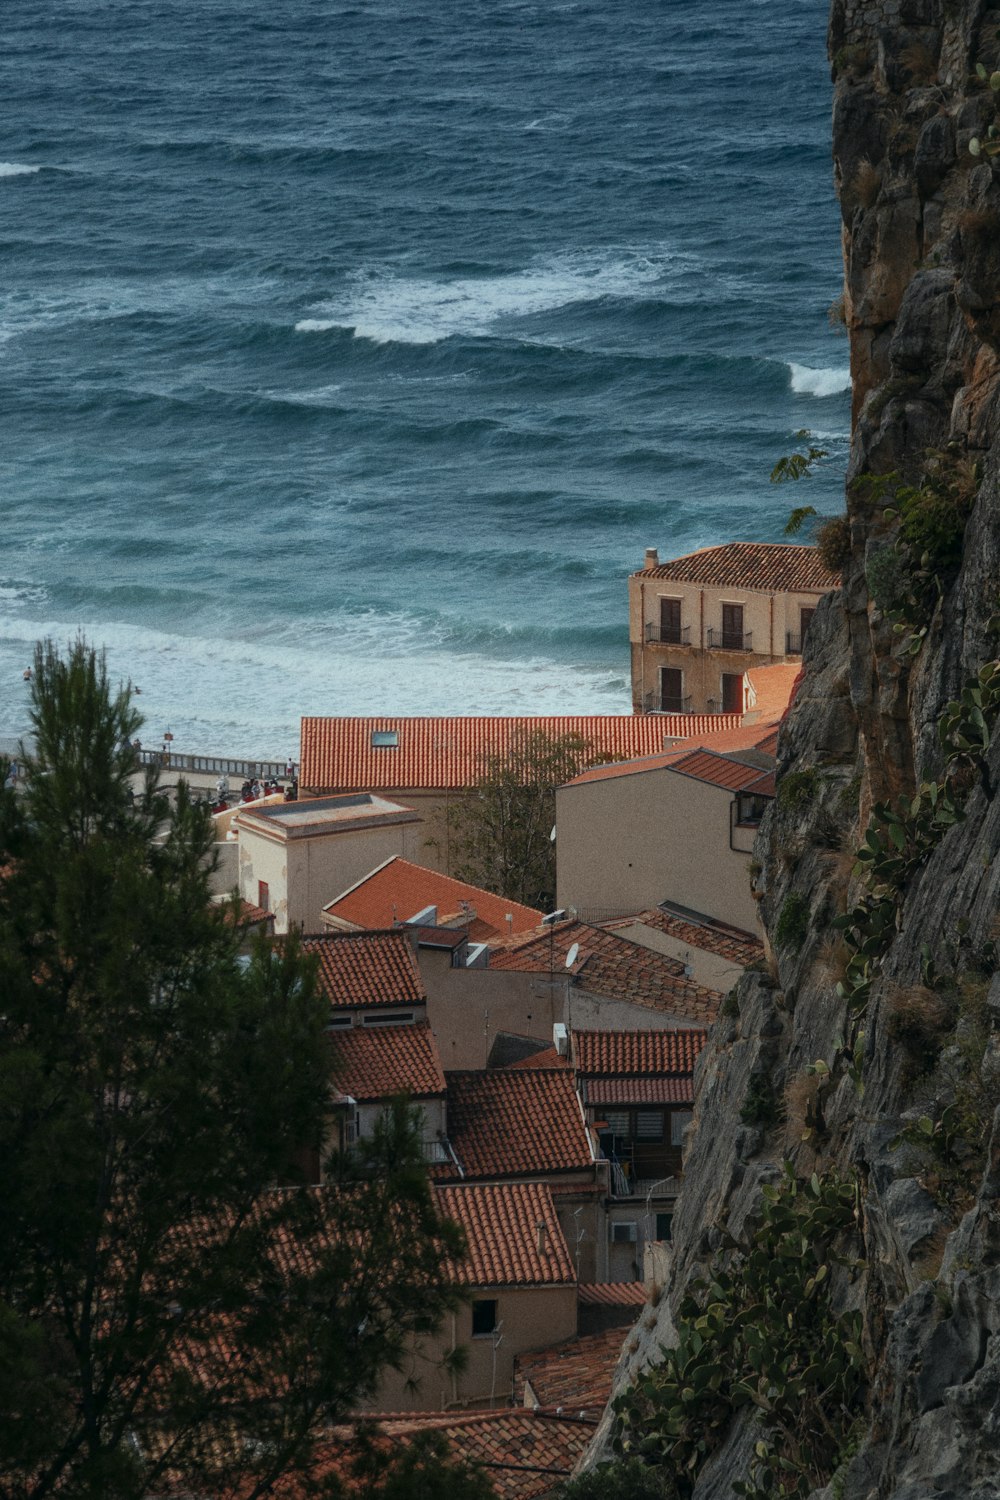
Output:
[
  {"xmin": 0, "ymin": 162, "xmax": 41, "ymax": 178},
  {"xmin": 788, "ymin": 362, "xmax": 850, "ymax": 397}
]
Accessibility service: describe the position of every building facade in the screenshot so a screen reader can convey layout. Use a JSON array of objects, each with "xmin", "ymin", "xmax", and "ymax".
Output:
[{"xmin": 629, "ymin": 541, "xmax": 839, "ymax": 715}]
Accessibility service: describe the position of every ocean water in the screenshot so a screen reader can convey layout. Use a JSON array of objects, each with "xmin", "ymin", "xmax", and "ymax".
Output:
[{"xmin": 2, "ymin": 0, "xmax": 849, "ymax": 758}]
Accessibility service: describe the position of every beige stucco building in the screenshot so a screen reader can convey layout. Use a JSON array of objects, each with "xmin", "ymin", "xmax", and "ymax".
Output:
[
  {"xmin": 555, "ymin": 736, "xmax": 776, "ymax": 933},
  {"xmin": 233, "ymin": 794, "xmax": 423, "ymax": 933},
  {"xmin": 629, "ymin": 541, "xmax": 838, "ymax": 715}
]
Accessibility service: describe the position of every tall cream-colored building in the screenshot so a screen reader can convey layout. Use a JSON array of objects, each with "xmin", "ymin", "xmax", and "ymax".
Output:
[{"xmin": 629, "ymin": 541, "xmax": 838, "ymax": 715}]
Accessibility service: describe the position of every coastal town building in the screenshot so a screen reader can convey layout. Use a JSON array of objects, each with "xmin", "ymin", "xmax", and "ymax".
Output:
[
  {"xmin": 605, "ymin": 902, "xmax": 764, "ymax": 994},
  {"xmin": 555, "ymin": 719, "xmax": 780, "ymax": 932},
  {"xmin": 629, "ymin": 541, "xmax": 838, "ymax": 715},
  {"xmin": 374, "ymin": 1181, "xmax": 578, "ymax": 1412},
  {"xmin": 320, "ymin": 856, "xmax": 543, "ymax": 941},
  {"xmin": 297, "ymin": 714, "xmax": 740, "ymax": 874},
  {"xmin": 233, "ymin": 794, "xmax": 422, "ymax": 933}
]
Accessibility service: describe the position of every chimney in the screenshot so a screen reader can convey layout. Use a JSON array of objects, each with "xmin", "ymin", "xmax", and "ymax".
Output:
[
  {"xmin": 644, "ymin": 547, "xmax": 659, "ymax": 570},
  {"xmin": 536, "ymin": 1219, "xmax": 547, "ymax": 1256}
]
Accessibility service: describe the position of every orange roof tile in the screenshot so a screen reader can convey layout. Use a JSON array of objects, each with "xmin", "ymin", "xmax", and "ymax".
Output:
[
  {"xmin": 669, "ymin": 748, "xmax": 776, "ymax": 792},
  {"xmin": 631, "ymin": 907, "xmax": 763, "ymax": 967},
  {"xmin": 301, "ymin": 930, "xmax": 427, "ymax": 1010},
  {"xmin": 299, "ymin": 715, "xmax": 740, "ymax": 794},
  {"xmin": 488, "ymin": 921, "xmax": 720, "ymax": 1025},
  {"xmin": 503, "ymin": 1046, "xmax": 571, "ymax": 1071},
  {"xmin": 435, "ymin": 1182, "xmax": 576, "ymax": 1286},
  {"xmin": 288, "ymin": 1409, "xmax": 595, "ymax": 1500},
  {"xmin": 323, "ymin": 857, "xmax": 542, "ymax": 939},
  {"xmin": 328, "ymin": 1021, "xmax": 445, "ymax": 1101},
  {"xmin": 633, "ymin": 541, "xmax": 839, "ymax": 593},
  {"xmin": 562, "ymin": 718, "xmax": 781, "ymax": 788},
  {"xmin": 573, "ymin": 1028, "xmax": 707, "ymax": 1077},
  {"xmin": 578, "ymin": 1281, "xmax": 647, "ymax": 1307},
  {"xmin": 587, "ymin": 1077, "xmax": 694, "ymax": 1105},
  {"xmin": 516, "ymin": 1327, "xmax": 626, "ymax": 1417},
  {"xmin": 443, "ymin": 1070, "xmax": 593, "ymax": 1180},
  {"xmin": 744, "ymin": 661, "xmax": 802, "ymax": 722}
]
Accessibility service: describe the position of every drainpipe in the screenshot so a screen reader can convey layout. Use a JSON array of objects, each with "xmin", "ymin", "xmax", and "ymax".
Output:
[
  {"xmin": 640, "ymin": 577, "xmax": 647, "ymax": 713},
  {"xmin": 770, "ymin": 594, "xmax": 774, "ymax": 659}
]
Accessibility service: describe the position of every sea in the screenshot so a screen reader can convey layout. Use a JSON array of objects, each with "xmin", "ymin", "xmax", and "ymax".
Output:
[{"xmin": 2, "ymin": 0, "xmax": 849, "ymax": 760}]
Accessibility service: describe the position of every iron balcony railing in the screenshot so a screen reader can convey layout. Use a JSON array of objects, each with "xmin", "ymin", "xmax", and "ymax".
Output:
[
  {"xmin": 645, "ymin": 622, "xmax": 691, "ymax": 646},
  {"xmin": 706, "ymin": 627, "xmax": 753, "ymax": 652},
  {"xmin": 642, "ymin": 694, "xmax": 692, "ymax": 716}
]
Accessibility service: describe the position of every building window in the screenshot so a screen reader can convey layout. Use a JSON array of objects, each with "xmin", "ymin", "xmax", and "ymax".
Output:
[
  {"xmin": 800, "ymin": 607, "xmax": 815, "ymax": 641},
  {"xmin": 472, "ymin": 1299, "xmax": 498, "ymax": 1337},
  {"xmin": 326, "ymin": 1014, "xmax": 352, "ymax": 1029},
  {"xmin": 371, "ymin": 729, "xmax": 399, "ymax": 748},
  {"xmin": 635, "ymin": 1110, "xmax": 664, "ymax": 1142},
  {"xmin": 721, "ymin": 603, "xmax": 745, "ymax": 651},
  {"xmin": 659, "ymin": 667, "xmax": 685, "ymax": 714},
  {"xmin": 659, "ymin": 597, "xmax": 682, "ymax": 644},
  {"xmin": 257, "ymin": 880, "xmax": 269, "ymax": 911},
  {"xmin": 362, "ymin": 1011, "xmax": 415, "ymax": 1026},
  {"xmin": 737, "ymin": 792, "xmax": 769, "ymax": 826},
  {"xmin": 655, "ymin": 1212, "xmax": 673, "ymax": 1241},
  {"xmin": 670, "ymin": 1110, "xmax": 694, "ymax": 1147},
  {"xmin": 721, "ymin": 672, "xmax": 743, "ymax": 713}
]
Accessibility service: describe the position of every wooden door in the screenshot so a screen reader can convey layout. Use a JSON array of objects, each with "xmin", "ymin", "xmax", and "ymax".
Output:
[{"xmin": 721, "ymin": 603, "xmax": 744, "ymax": 649}]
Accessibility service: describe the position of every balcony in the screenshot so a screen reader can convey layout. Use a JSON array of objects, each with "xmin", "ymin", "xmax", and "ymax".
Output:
[
  {"xmin": 643, "ymin": 693, "xmax": 692, "ymax": 716},
  {"xmin": 707, "ymin": 627, "xmax": 753, "ymax": 652},
  {"xmin": 786, "ymin": 632, "xmax": 803, "ymax": 655},
  {"xmin": 645, "ymin": 622, "xmax": 691, "ymax": 646},
  {"xmin": 604, "ymin": 1154, "xmax": 682, "ymax": 1200}
]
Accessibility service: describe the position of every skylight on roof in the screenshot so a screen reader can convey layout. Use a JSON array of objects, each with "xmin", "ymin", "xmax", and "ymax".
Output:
[{"xmin": 371, "ymin": 730, "xmax": 399, "ymax": 748}]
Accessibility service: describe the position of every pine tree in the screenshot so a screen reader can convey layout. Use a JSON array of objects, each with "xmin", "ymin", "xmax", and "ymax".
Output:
[{"xmin": 0, "ymin": 641, "xmax": 483, "ymax": 1500}]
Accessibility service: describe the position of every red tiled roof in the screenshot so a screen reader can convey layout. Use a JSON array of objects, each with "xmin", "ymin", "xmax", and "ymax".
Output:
[
  {"xmin": 574, "ymin": 1028, "xmax": 707, "ymax": 1078},
  {"xmin": 488, "ymin": 921, "xmax": 720, "ymax": 1025},
  {"xmin": 295, "ymin": 1410, "xmax": 595, "ymax": 1500},
  {"xmin": 744, "ymin": 662, "xmax": 802, "ymax": 722},
  {"xmin": 299, "ymin": 715, "xmax": 735, "ymax": 794},
  {"xmin": 516, "ymin": 1327, "xmax": 626, "ymax": 1417},
  {"xmin": 632, "ymin": 907, "xmax": 763, "ymax": 967},
  {"xmin": 435, "ymin": 1182, "xmax": 575, "ymax": 1286},
  {"xmin": 669, "ymin": 748, "xmax": 776, "ymax": 793},
  {"xmin": 328, "ymin": 1021, "xmax": 445, "ymax": 1101},
  {"xmin": 323, "ymin": 857, "xmax": 542, "ymax": 940},
  {"xmin": 578, "ymin": 1281, "xmax": 647, "ymax": 1307},
  {"xmin": 563, "ymin": 719, "xmax": 781, "ymax": 788},
  {"xmin": 586, "ymin": 1077, "xmax": 694, "ymax": 1106},
  {"xmin": 443, "ymin": 1070, "xmax": 593, "ymax": 1180},
  {"xmin": 301, "ymin": 930, "xmax": 427, "ymax": 1010},
  {"xmin": 633, "ymin": 541, "xmax": 839, "ymax": 593},
  {"xmin": 503, "ymin": 1046, "xmax": 571, "ymax": 1071}
]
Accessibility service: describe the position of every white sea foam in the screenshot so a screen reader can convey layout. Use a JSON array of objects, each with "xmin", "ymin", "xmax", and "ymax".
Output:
[
  {"xmin": 788, "ymin": 362, "xmax": 851, "ymax": 398},
  {"xmin": 0, "ymin": 608, "xmax": 629, "ymax": 759},
  {"xmin": 295, "ymin": 251, "xmax": 666, "ymax": 345},
  {"xmin": 0, "ymin": 162, "xmax": 41, "ymax": 178}
]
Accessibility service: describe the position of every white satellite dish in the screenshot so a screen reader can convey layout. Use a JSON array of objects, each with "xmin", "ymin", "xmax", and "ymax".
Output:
[{"xmin": 565, "ymin": 942, "xmax": 580, "ymax": 969}]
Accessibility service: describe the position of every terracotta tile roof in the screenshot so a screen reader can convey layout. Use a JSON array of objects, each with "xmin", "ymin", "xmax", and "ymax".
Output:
[
  {"xmin": 301, "ymin": 930, "xmax": 427, "ymax": 1010},
  {"xmin": 578, "ymin": 1281, "xmax": 647, "ymax": 1307},
  {"xmin": 488, "ymin": 921, "xmax": 720, "ymax": 1025},
  {"xmin": 632, "ymin": 907, "xmax": 763, "ymax": 967},
  {"xmin": 503, "ymin": 1046, "xmax": 571, "ymax": 1071},
  {"xmin": 669, "ymin": 748, "xmax": 776, "ymax": 793},
  {"xmin": 586, "ymin": 1077, "xmax": 695, "ymax": 1106},
  {"xmin": 299, "ymin": 715, "xmax": 733, "ymax": 794},
  {"xmin": 562, "ymin": 719, "xmax": 781, "ymax": 788},
  {"xmin": 516, "ymin": 1327, "xmax": 626, "ymax": 1417},
  {"xmin": 573, "ymin": 1028, "xmax": 707, "ymax": 1077},
  {"xmin": 323, "ymin": 857, "xmax": 542, "ymax": 940},
  {"xmin": 744, "ymin": 661, "xmax": 802, "ymax": 722},
  {"xmin": 633, "ymin": 541, "xmax": 839, "ymax": 593},
  {"xmin": 435, "ymin": 1182, "xmax": 576, "ymax": 1286},
  {"xmin": 443, "ymin": 1070, "xmax": 594, "ymax": 1180},
  {"xmin": 328, "ymin": 1021, "xmax": 445, "ymax": 1101},
  {"xmin": 293, "ymin": 1410, "xmax": 595, "ymax": 1500}
]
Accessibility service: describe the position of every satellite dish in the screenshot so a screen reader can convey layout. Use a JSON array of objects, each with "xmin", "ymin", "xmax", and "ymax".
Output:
[{"xmin": 566, "ymin": 942, "xmax": 580, "ymax": 969}]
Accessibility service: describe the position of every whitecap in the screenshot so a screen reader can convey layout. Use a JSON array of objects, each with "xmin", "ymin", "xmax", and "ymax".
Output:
[
  {"xmin": 296, "ymin": 250, "xmax": 667, "ymax": 345},
  {"xmin": 788, "ymin": 362, "xmax": 851, "ymax": 398},
  {"xmin": 0, "ymin": 163, "xmax": 41, "ymax": 178}
]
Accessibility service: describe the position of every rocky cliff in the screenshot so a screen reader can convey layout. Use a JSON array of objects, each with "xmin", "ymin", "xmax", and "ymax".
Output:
[{"xmin": 589, "ymin": 4, "xmax": 1000, "ymax": 1497}]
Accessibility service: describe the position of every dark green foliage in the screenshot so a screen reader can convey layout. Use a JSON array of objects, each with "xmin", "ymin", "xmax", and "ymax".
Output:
[
  {"xmin": 336, "ymin": 1427, "xmax": 492, "ymax": 1500},
  {"xmin": 0, "ymin": 640, "xmax": 470, "ymax": 1500},
  {"xmin": 448, "ymin": 729, "xmax": 601, "ymax": 909},
  {"xmin": 775, "ymin": 893, "xmax": 810, "ymax": 952},
  {"xmin": 740, "ymin": 1074, "xmax": 781, "ymax": 1127},
  {"xmin": 771, "ymin": 430, "xmax": 829, "ymax": 488},
  {"xmin": 776, "ymin": 768, "xmax": 818, "ymax": 813},
  {"xmin": 614, "ymin": 1168, "xmax": 867, "ymax": 1500},
  {"xmin": 556, "ymin": 1458, "xmax": 675, "ymax": 1499},
  {"xmin": 816, "ymin": 514, "xmax": 851, "ymax": 573}
]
